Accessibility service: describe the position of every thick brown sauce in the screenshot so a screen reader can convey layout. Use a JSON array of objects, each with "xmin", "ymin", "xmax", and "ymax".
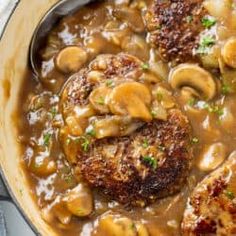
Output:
[{"xmin": 17, "ymin": 0, "xmax": 236, "ymax": 235}]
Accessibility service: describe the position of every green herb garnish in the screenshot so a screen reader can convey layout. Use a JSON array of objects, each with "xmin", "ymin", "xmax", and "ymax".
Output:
[
  {"xmin": 64, "ymin": 174, "xmax": 73, "ymax": 184},
  {"xmin": 156, "ymin": 92, "xmax": 163, "ymax": 102},
  {"xmin": 196, "ymin": 35, "xmax": 216, "ymax": 54},
  {"xmin": 141, "ymin": 63, "xmax": 150, "ymax": 70},
  {"xmin": 76, "ymin": 136, "xmax": 90, "ymax": 152},
  {"xmin": 142, "ymin": 139, "xmax": 149, "ymax": 148},
  {"xmin": 201, "ymin": 36, "xmax": 215, "ymax": 46},
  {"xmin": 86, "ymin": 127, "xmax": 96, "ymax": 137},
  {"xmin": 187, "ymin": 98, "xmax": 196, "ymax": 106},
  {"xmin": 202, "ymin": 103, "xmax": 224, "ymax": 117},
  {"xmin": 97, "ymin": 96, "xmax": 105, "ymax": 105},
  {"xmin": 43, "ymin": 133, "xmax": 52, "ymax": 146},
  {"xmin": 50, "ymin": 107, "xmax": 57, "ymax": 119},
  {"xmin": 222, "ymin": 84, "xmax": 232, "ymax": 95},
  {"xmin": 66, "ymin": 138, "xmax": 71, "ymax": 145},
  {"xmin": 186, "ymin": 15, "xmax": 193, "ymax": 23},
  {"xmin": 225, "ymin": 190, "xmax": 235, "ymax": 200},
  {"xmin": 130, "ymin": 223, "xmax": 136, "ymax": 230},
  {"xmin": 143, "ymin": 156, "xmax": 158, "ymax": 169},
  {"xmin": 151, "ymin": 110, "xmax": 157, "ymax": 118},
  {"xmin": 201, "ymin": 16, "xmax": 216, "ymax": 28},
  {"xmin": 106, "ymin": 80, "xmax": 114, "ymax": 87},
  {"xmin": 191, "ymin": 137, "xmax": 199, "ymax": 144}
]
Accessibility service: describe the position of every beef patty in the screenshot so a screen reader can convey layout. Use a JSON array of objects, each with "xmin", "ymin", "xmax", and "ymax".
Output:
[
  {"xmin": 145, "ymin": 0, "xmax": 206, "ymax": 63},
  {"xmin": 60, "ymin": 53, "xmax": 193, "ymax": 206},
  {"xmin": 182, "ymin": 152, "xmax": 236, "ymax": 235}
]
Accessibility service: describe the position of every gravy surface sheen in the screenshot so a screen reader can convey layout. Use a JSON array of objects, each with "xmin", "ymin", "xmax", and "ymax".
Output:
[{"xmin": 17, "ymin": 0, "xmax": 236, "ymax": 235}]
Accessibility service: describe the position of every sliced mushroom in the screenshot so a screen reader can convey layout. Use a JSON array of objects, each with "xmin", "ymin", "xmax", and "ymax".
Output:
[
  {"xmin": 60, "ymin": 127, "xmax": 80, "ymax": 164},
  {"xmin": 136, "ymin": 223, "xmax": 149, "ymax": 236},
  {"xmin": 222, "ymin": 37, "xmax": 236, "ymax": 68},
  {"xmin": 87, "ymin": 70, "xmax": 105, "ymax": 84},
  {"xmin": 203, "ymin": 0, "xmax": 231, "ymax": 21},
  {"xmin": 121, "ymin": 35, "xmax": 149, "ymax": 61},
  {"xmin": 201, "ymin": 45, "xmax": 221, "ymax": 69},
  {"xmin": 97, "ymin": 214, "xmax": 138, "ymax": 236},
  {"xmin": 108, "ymin": 82, "xmax": 152, "ymax": 121},
  {"xmin": 93, "ymin": 116, "xmax": 144, "ymax": 139},
  {"xmin": 46, "ymin": 197, "xmax": 72, "ymax": 225},
  {"xmin": 29, "ymin": 156, "xmax": 57, "ymax": 177},
  {"xmin": 140, "ymin": 72, "xmax": 161, "ymax": 83},
  {"xmin": 55, "ymin": 46, "xmax": 88, "ymax": 74},
  {"xmin": 84, "ymin": 34, "xmax": 107, "ymax": 55},
  {"xmin": 197, "ymin": 142, "xmax": 226, "ymax": 172},
  {"xmin": 169, "ymin": 64, "xmax": 217, "ymax": 101},
  {"xmin": 89, "ymin": 86, "xmax": 112, "ymax": 114},
  {"xmin": 150, "ymin": 101, "xmax": 167, "ymax": 121},
  {"xmin": 114, "ymin": 7, "xmax": 145, "ymax": 33},
  {"xmin": 65, "ymin": 116, "xmax": 83, "ymax": 136},
  {"xmin": 64, "ymin": 184, "xmax": 93, "ymax": 217},
  {"xmin": 152, "ymin": 86, "xmax": 175, "ymax": 109}
]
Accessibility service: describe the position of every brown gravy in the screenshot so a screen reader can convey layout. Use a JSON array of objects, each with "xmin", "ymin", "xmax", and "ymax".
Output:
[{"xmin": 17, "ymin": 0, "xmax": 236, "ymax": 235}]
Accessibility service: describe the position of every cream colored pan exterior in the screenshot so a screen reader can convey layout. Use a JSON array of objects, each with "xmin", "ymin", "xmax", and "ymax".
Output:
[{"xmin": 0, "ymin": 0, "xmax": 59, "ymax": 235}]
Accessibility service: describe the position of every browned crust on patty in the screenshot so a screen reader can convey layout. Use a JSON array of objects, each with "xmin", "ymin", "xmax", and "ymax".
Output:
[
  {"xmin": 78, "ymin": 109, "xmax": 192, "ymax": 205},
  {"xmin": 145, "ymin": 0, "xmax": 206, "ymax": 63}
]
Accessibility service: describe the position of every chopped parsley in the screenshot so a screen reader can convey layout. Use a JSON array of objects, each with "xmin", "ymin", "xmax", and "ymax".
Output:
[
  {"xmin": 156, "ymin": 92, "xmax": 163, "ymax": 102},
  {"xmin": 130, "ymin": 223, "xmax": 136, "ymax": 230},
  {"xmin": 225, "ymin": 190, "xmax": 235, "ymax": 200},
  {"xmin": 191, "ymin": 137, "xmax": 199, "ymax": 144},
  {"xmin": 66, "ymin": 136, "xmax": 90, "ymax": 152},
  {"xmin": 186, "ymin": 15, "xmax": 193, "ymax": 23},
  {"xmin": 187, "ymin": 98, "xmax": 196, "ymax": 106},
  {"xmin": 64, "ymin": 174, "xmax": 73, "ymax": 184},
  {"xmin": 96, "ymin": 96, "xmax": 105, "ymax": 105},
  {"xmin": 43, "ymin": 133, "xmax": 52, "ymax": 146},
  {"xmin": 50, "ymin": 107, "xmax": 57, "ymax": 119},
  {"xmin": 143, "ymin": 156, "xmax": 158, "ymax": 169},
  {"xmin": 202, "ymin": 103, "xmax": 224, "ymax": 117},
  {"xmin": 201, "ymin": 16, "xmax": 216, "ymax": 28},
  {"xmin": 196, "ymin": 35, "xmax": 216, "ymax": 54},
  {"xmin": 211, "ymin": 106, "xmax": 223, "ymax": 116},
  {"xmin": 77, "ymin": 136, "xmax": 90, "ymax": 152},
  {"xmin": 106, "ymin": 80, "xmax": 114, "ymax": 87},
  {"xmin": 66, "ymin": 138, "xmax": 71, "ymax": 145},
  {"xmin": 151, "ymin": 110, "xmax": 157, "ymax": 118},
  {"xmin": 142, "ymin": 139, "xmax": 149, "ymax": 148},
  {"xmin": 222, "ymin": 84, "xmax": 232, "ymax": 95},
  {"xmin": 141, "ymin": 63, "xmax": 150, "ymax": 70},
  {"xmin": 201, "ymin": 35, "xmax": 215, "ymax": 46},
  {"xmin": 86, "ymin": 127, "xmax": 96, "ymax": 137}
]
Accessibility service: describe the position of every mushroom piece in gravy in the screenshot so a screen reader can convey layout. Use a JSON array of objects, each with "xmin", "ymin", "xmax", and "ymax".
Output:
[{"xmin": 17, "ymin": 0, "xmax": 236, "ymax": 235}]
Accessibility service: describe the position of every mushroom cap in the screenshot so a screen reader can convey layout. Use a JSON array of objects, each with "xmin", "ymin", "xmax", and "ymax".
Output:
[
  {"xmin": 222, "ymin": 37, "xmax": 236, "ymax": 69},
  {"xmin": 169, "ymin": 64, "xmax": 217, "ymax": 101},
  {"xmin": 108, "ymin": 81, "xmax": 152, "ymax": 121}
]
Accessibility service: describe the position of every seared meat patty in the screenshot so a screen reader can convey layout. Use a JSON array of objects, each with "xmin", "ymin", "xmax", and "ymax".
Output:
[
  {"xmin": 145, "ymin": 0, "xmax": 206, "ymax": 63},
  {"xmin": 182, "ymin": 152, "xmax": 236, "ymax": 235},
  {"xmin": 79, "ymin": 109, "xmax": 192, "ymax": 206},
  {"xmin": 60, "ymin": 53, "xmax": 193, "ymax": 206}
]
